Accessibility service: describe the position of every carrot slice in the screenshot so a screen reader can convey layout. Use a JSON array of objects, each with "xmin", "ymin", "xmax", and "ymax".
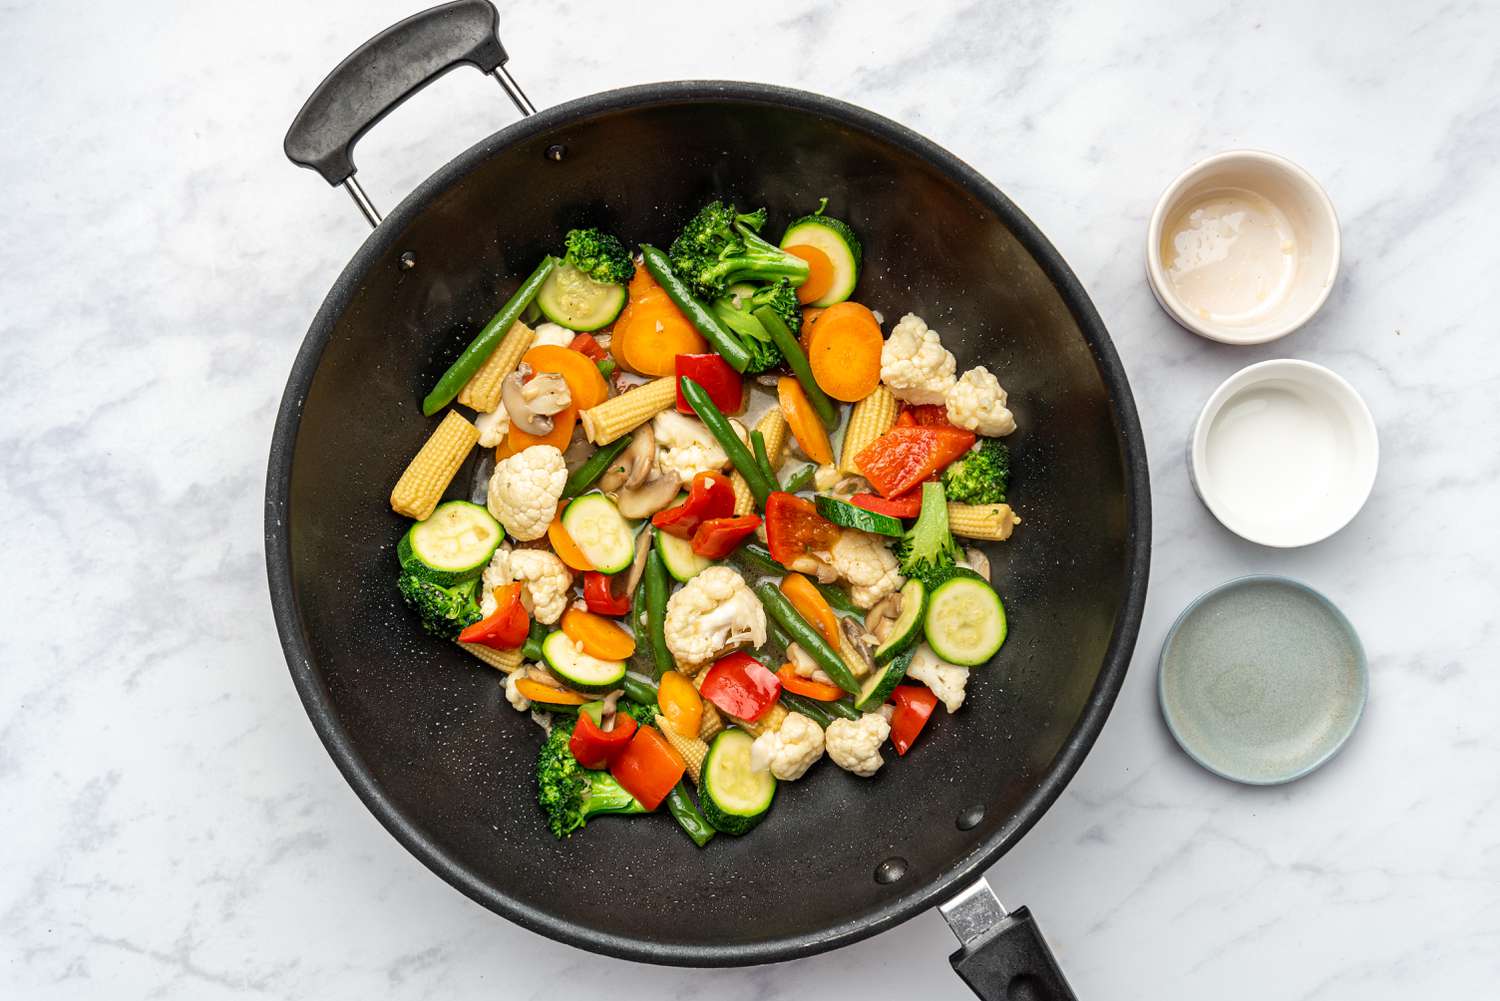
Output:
[
  {"xmin": 784, "ymin": 244, "xmax": 835, "ymax": 304},
  {"xmin": 515, "ymin": 678, "xmax": 589, "ymax": 705},
  {"xmin": 617, "ymin": 304, "xmax": 707, "ymax": 376},
  {"xmin": 561, "ymin": 608, "xmax": 636, "ymax": 660},
  {"xmin": 506, "ymin": 403, "xmax": 577, "ymax": 452},
  {"xmin": 806, "ymin": 301, "xmax": 883, "ymax": 402},
  {"xmin": 548, "ymin": 511, "xmax": 595, "ymax": 571},
  {"xmin": 524, "ymin": 344, "xmax": 609, "ymax": 410},
  {"xmin": 780, "ymin": 572, "xmax": 840, "ymax": 649},
  {"xmin": 799, "ymin": 307, "xmax": 825, "ymax": 355},
  {"xmin": 778, "ymin": 377, "xmax": 834, "ymax": 464}
]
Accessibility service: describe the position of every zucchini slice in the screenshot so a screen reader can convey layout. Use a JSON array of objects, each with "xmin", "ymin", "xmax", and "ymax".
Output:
[
  {"xmin": 536, "ymin": 262, "xmax": 627, "ymax": 332},
  {"xmin": 873, "ymin": 579, "xmax": 927, "ymax": 665},
  {"xmin": 701, "ymin": 729, "xmax": 776, "ymax": 835},
  {"xmin": 540, "ymin": 631, "xmax": 628, "ymax": 694},
  {"xmin": 855, "ymin": 645, "xmax": 915, "ymax": 711},
  {"xmin": 923, "ymin": 575, "xmax": 1007, "ymax": 666},
  {"xmin": 561, "ymin": 493, "xmax": 635, "ymax": 573},
  {"xmin": 655, "ymin": 526, "xmax": 714, "ymax": 582},
  {"xmin": 397, "ymin": 500, "xmax": 502, "ymax": 585},
  {"xmin": 780, "ymin": 214, "xmax": 861, "ymax": 307},
  {"xmin": 814, "ymin": 495, "xmax": 903, "ymax": 537}
]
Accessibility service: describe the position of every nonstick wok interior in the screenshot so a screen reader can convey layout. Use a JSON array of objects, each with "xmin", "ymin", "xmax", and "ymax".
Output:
[{"xmin": 271, "ymin": 85, "xmax": 1144, "ymax": 965}]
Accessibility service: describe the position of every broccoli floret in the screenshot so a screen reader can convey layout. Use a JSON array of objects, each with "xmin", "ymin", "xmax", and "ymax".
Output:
[
  {"xmin": 396, "ymin": 573, "xmax": 482, "ymax": 639},
  {"xmin": 619, "ymin": 698, "xmax": 659, "ymax": 728},
  {"xmin": 750, "ymin": 278, "xmax": 802, "ymax": 334},
  {"xmin": 941, "ymin": 439, "xmax": 1011, "ymax": 505},
  {"xmin": 709, "ymin": 285, "xmax": 785, "ymax": 374},
  {"xmin": 894, "ymin": 482, "xmax": 962, "ymax": 587},
  {"xmin": 564, "ymin": 227, "xmax": 635, "ymax": 285},
  {"xmin": 668, "ymin": 201, "xmax": 810, "ymax": 302},
  {"xmin": 536, "ymin": 718, "xmax": 648, "ymax": 839}
]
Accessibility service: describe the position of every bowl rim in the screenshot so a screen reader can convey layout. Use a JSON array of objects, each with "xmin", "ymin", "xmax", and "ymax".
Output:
[
  {"xmin": 264, "ymin": 80, "xmax": 1153, "ymax": 967},
  {"xmin": 1191, "ymin": 357, "xmax": 1378, "ymax": 547},
  {"xmin": 1146, "ymin": 148, "xmax": 1341, "ymax": 345},
  {"xmin": 1157, "ymin": 573, "xmax": 1369, "ymax": 785}
]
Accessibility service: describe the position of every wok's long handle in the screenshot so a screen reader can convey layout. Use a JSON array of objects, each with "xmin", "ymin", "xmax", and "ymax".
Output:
[
  {"xmin": 282, "ymin": 0, "xmax": 531, "ymax": 228},
  {"xmin": 940, "ymin": 880, "xmax": 1079, "ymax": 1001}
]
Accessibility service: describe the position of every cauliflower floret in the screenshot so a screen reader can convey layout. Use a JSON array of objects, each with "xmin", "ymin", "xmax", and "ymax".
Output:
[
  {"xmin": 946, "ymin": 366, "xmax": 1017, "ymax": 437},
  {"xmin": 504, "ymin": 671, "xmax": 531, "ymax": 712},
  {"xmin": 474, "ymin": 407, "xmax": 511, "ymax": 448},
  {"xmin": 487, "ymin": 444, "xmax": 566, "ymax": 540},
  {"xmin": 812, "ymin": 463, "xmax": 841, "ymax": 492},
  {"xmin": 749, "ymin": 713, "xmax": 825, "ymax": 780},
  {"xmin": 830, "ymin": 530, "xmax": 904, "ymax": 609},
  {"xmin": 907, "ymin": 643, "xmax": 971, "ymax": 713},
  {"xmin": 482, "ymin": 547, "xmax": 573, "ymax": 624},
  {"xmin": 663, "ymin": 565, "xmax": 766, "ymax": 670},
  {"xmin": 880, "ymin": 313, "xmax": 957, "ymax": 405},
  {"xmin": 530, "ymin": 322, "xmax": 576, "ymax": 349},
  {"xmin": 652, "ymin": 410, "xmax": 733, "ymax": 485},
  {"xmin": 825, "ymin": 713, "xmax": 891, "ymax": 777}
]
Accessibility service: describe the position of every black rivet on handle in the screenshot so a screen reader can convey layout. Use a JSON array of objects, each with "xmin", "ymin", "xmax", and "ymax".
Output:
[
  {"xmin": 399, "ymin": 251, "xmax": 417, "ymax": 270},
  {"xmin": 545, "ymin": 144, "xmax": 567, "ymax": 162},
  {"xmin": 874, "ymin": 857, "xmax": 907, "ymax": 884},
  {"xmin": 957, "ymin": 805, "xmax": 985, "ymax": 831}
]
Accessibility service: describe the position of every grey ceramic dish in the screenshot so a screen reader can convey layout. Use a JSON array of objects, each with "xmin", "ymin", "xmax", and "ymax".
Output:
[{"xmin": 1158, "ymin": 575, "xmax": 1367, "ymax": 785}]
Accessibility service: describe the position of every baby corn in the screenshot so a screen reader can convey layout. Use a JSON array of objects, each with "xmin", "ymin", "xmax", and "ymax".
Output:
[
  {"xmin": 390, "ymin": 410, "xmax": 479, "ymax": 520},
  {"xmin": 457, "ymin": 641, "xmax": 523, "ymax": 674},
  {"xmin": 732, "ymin": 408, "xmax": 789, "ymax": 514},
  {"xmin": 656, "ymin": 715, "xmax": 709, "ymax": 785},
  {"xmin": 838, "ymin": 386, "xmax": 896, "ymax": 475},
  {"xmin": 580, "ymin": 377, "xmax": 675, "ymax": 444},
  {"xmin": 698, "ymin": 701, "xmax": 725, "ymax": 742},
  {"xmin": 947, "ymin": 503, "xmax": 1022, "ymax": 541},
  {"xmin": 732, "ymin": 702, "xmax": 788, "ymax": 738},
  {"xmin": 457, "ymin": 319, "xmax": 535, "ymax": 412}
]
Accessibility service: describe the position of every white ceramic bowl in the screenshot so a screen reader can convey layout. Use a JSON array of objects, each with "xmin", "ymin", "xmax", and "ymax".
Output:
[
  {"xmin": 1147, "ymin": 150, "xmax": 1340, "ymax": 344},
  {"xmin": 1189, "ymin": 359, "xmax": 1378, "ymax": 547}
]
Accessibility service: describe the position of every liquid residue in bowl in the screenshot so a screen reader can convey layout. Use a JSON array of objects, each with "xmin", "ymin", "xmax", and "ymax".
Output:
[{"xmin": 1160, "ymin": 187, "xmax": 1297, "ymax": 325}]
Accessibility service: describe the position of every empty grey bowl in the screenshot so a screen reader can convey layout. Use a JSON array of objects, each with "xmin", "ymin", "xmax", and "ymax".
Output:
[{"xmin": 1158, "ymin": 575, "xmax": 1367, "ymax": 784}]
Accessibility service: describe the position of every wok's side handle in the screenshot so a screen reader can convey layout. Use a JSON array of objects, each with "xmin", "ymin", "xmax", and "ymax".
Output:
[
  {"xmin": 940, "ymin": 880, "xmax": 1079, "ymax": 1001},
  {"xmin": 282, "ymin": 0, "xmax": 532, "ymax": 228}
]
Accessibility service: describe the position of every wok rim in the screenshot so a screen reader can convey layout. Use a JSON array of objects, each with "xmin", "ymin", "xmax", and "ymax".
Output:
[{"xmin": 264, "ymin": 79, "xmax": 1151, "ymax": 967}]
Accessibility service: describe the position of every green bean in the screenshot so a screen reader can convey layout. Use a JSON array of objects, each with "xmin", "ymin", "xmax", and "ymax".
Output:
[
  {"xmin": 767, "ymin": 620, "xmax": 793, "ymax": 653},
  {"xmin": 623, "ymin": 674, "xmax": 658, "ymax": 707},
  {"xmin": 776, "ymin": 691, "xmax": 833, "ymax": 727},
  {"xmin": 751, "ymin": 429, "xmax": 777, "ymax": 486},
  {"xmin": 666, "ymin": 781, "xmax": 716, "ymax": 847},
  {"xmin": 596, "ymin": 358, "xmax": 616, "ymax": 379},
  {"xmin": 423, "ymin": 256, "xmax": 556, "ymax": 416},
  {"xmin": 680, "ymin": 377, "xmax": 778, "ymax": 506},
  {"xmin": 643, "ymin": 547, "xmax": 672, "ymax": 679},
  {"xmin": 520, "ymin": 621, "xmax": 549, "ymax": 663},
  {"xmin": 754, "ymin": 582, "xmax": 860, "ymax": 694},
  {"xmin": 562, "ymin": 434, "xmax": 632, "ymax": 498},
  {"xmin": 815, "ymin": 582, "xmax": 862, "ymax": 616},
  {"xmin": 782, "ymin": 463, "xmax": 816, "ymax": 493},
  {"xmin": 751, "ymin": 305, "xmax": 839, "ymax": 429},
  {"xmin": 640, "ymin": 246, "xmax": 751, "ymax": 372},
  {"xmin": 735, "ymin": 541, "xmax": 786, "ymax": 577}
]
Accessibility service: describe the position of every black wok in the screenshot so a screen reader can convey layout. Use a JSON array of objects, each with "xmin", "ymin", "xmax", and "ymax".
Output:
[{"xmin": 268, "ymin": 3, "xmax": 1150, "ymax": 997}]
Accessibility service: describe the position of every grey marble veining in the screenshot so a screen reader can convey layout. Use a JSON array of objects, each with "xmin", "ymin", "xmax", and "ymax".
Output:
[{"xmin": 3, "ymin": 0, "xmax": 1497, "ymax": 997}]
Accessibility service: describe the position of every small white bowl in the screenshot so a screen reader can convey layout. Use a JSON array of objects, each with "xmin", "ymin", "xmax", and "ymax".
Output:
[
  {"xmin": 1147, "ymin": 150, "xmax": 1340, "ymax": 344},
  {"xmin": 1189, "ymin": 359, "xmax": 1378, "ymax": 547}
]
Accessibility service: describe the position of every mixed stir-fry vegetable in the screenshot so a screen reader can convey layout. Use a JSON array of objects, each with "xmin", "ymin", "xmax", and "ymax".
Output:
[{"xmin": 387, "ymin": 199, "xmax": 1024, "ymax": 845}]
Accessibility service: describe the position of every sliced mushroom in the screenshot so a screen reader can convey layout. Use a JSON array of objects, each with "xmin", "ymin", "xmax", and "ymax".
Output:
[
  {"xmin": 616, "ymin": 474, "xmax": 680, "ymax": 519},
  {"xmin": 790, "ymin": 552, "xmax": 840, "ymax": 584},
  {"xmin": 598, "ymin": 422, "xmax": 655, "ymax": 493},
  {"xmin": 840, "ymin": 616, "xmax": 877, "ymax": 677},
  {"xmin": 621, "ymin": 528, "xmax": 654, "ymax": 598},
  {"xmin": 599, "ymin": 689, "xmax": 624, "ymax": 730},
  {"xmin": 526, "ymin": 665, "xmax": 564, "ymax": 688},
  {"xmin": 521, "ymin": 371, "xmax": 571, "ymax": 415},
  {"xmin": 963, "ymin": 547, "xmax": 991, "ymax": 582},
  {"xmin": 865, "ymin": 592, "xmax": 903, "ymax": 644},
  {"xmin": 502, "ymin": 363, "xmax": 556, "ymax": 436}
]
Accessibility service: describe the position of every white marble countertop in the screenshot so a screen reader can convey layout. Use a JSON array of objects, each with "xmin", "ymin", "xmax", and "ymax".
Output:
[{"xmin": 4, "ymin": 1, "xmax": 1497, "ymax": 997}]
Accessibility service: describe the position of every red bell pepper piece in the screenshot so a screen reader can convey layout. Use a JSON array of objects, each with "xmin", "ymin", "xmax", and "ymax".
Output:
[
  {"xmin": 699, "ymin": 651, "xmax": 782, "ymax": 721},
  {"xmin": 569, "ymin": 332, "xmax": 606, "ymax": 361},
  {"xmin": 674, "ymin": 354, "xmax": 743, "ymax": 414},
  {"xmin": 851, "ymin": 491, "xmax": 922, "ymax": 519},
  {"xmin": 690, "ymin": 514, "xmax": 761, "ymax": 560},
  {"xmin": 583, "ymin": 571, "xmax": 632, "ymax": 617},
  {"xmin": 896, "ymin": 404, "xmax": 958, "ymax": 429},
  {"xmin": 854, "ymin": 426, "xmax": 976, "ymax": 497},
  {"xmin": 763, "ymin": 492, "xmax": 841, "ymax": 566},
  {"xmin": 609, "ymin": 725, "xmax": 685, "ymax": 810},
  {"xmin": 652, "ymin": 470, "xmax": 734, "ymax": 539},
  {"xmin": 568, "ymin": 709, "xmax": 638, "ymax": 769},
  {"xmin": 456, "ymin": 583, "xmax": 530, "ymax": 649},
  {"xmin": 889, "ymin": 684, "xmax": 938, "ymax": 756}
]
